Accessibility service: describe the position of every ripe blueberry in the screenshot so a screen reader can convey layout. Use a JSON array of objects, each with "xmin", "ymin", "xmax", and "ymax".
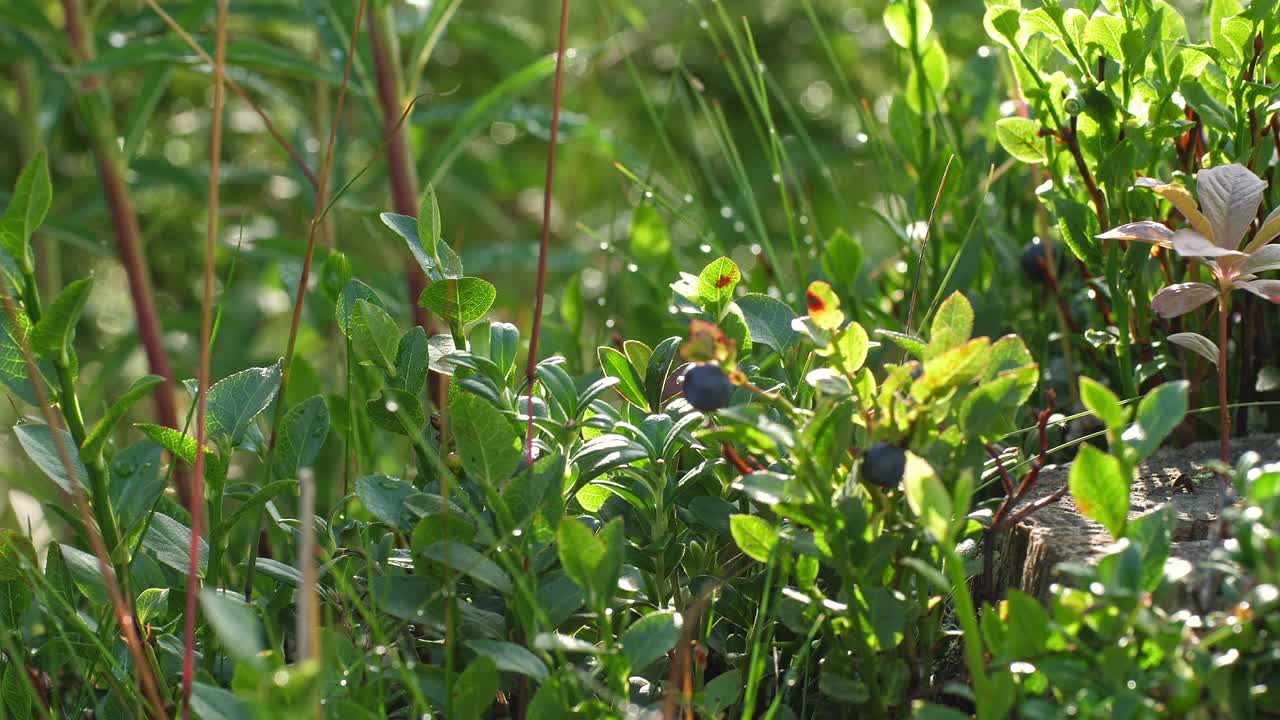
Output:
[
  {"xmin": 682, "ymin": 363, "xmax": 733, "ymax": 412},
  {"xmin": 862, "ymin": 443, "xmax": 907, "ymax": 488},
  {"xmin": 1021, "ymin": 241, "xmax": 1054, "ymax": 285}
]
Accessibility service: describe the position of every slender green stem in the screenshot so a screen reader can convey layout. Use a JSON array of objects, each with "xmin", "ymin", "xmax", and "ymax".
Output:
[{"xmin": 943, "ymin": 544, "xmax": 988, "ymax": 695}]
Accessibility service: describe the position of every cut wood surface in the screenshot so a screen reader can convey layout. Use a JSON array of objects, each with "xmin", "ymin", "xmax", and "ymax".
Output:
[{"xmin": 994, "ymin": 435, "xmax": 1280, "ymax": 600}]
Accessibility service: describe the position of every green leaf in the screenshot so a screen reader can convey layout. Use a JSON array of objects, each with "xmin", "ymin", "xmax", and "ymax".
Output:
[
  {"xmin": 368, "ymin": 386, "xmax": 427, "ymax": 437},
  {"xmin": 206, "ymin": 360, "xmax": 282, "ymax": 447},
  {"xmin": 737, "ymin": 293, "xmax": 800, "ymax": 354},
  {"xmin": 833, "ymin": 322, "xmax": 870, "ymax": 375},
  {"xmin": 143, "ymin": 513, "xmax": 208, "ymax": 576},
  {"xmin": 1083, "ymin": 14, "xmax": 1125, "ymax": 61},
  {"xmin": 421, "ymin": 541, "xmax": 513, "ymax": 594},
  {"xmin": 557, "ymin": 517, "xmax": 624, "ymax": 607},
  {"xmin": 216, "ymin": 480, "xmax": 296, "ymax": 537},
  {"xmin": 629, "ymin": 204, "xmax": 671, "ymax": 265},
  {"xmin": 623, "ymin": 340, "xmax": 653, "ymax": 382},
  {"xmin": 622, "ymin": 611, "xmax": 682, "ymax": 670},
  {"xmin": 697, "ymin": 257, "xmax": 741, "ymax": 320},
  {"xmin": 1079, "ymin": 377, "xmax": 1128, "ymax": 430},
  {"xmin": 451, "ymin": 394, "xmax": 520, "ymax": 487},
  {"xmin": 1123, "ymin": 381, "xmax": 1188, "ymax": 459},
  {"xmin": 109, "ymin": 441, "xmax": 165, "ymax": 534},
  {"xmin": 135, "ymin": 588, "xmax": 170, "ymax": 627},
  {"xmin": 995, "ymin": 117, "xmax": 1046, "ymax": 164},
  {"xmin": 30, "ymin": 275, "xmax": 93, "ymax": 365},
  {"xmin": 417, "ymin": 183, "xmax": 442, "ymax": 258},
  {"xmin": 0, "ymin": 150, "xmax": 52, "ymax": 272},
  {"xmin": 875, "ymin": 329, "xmax": 928, "ymax": 360},
  {"xmin": 598, "ymin": 347, "xmax": 648, "ymax": 409},
  {"xmin": 356, "ymin": 475, "xmax": 425, "ymax": 531},
  {"xmin": 928, "ymin": 291, "xmax": 973, "ymax": 355},
  {"xmin": 199, "ymin": 589, "xmax": 264, "ymax": 668},
  {"xmin": 1, "ymin": 663, "xmax": 36, "ymax": 720},
  {"xmin": 335, "ymin": 280, "xmax": 386, "ymax": 338},
  {"xmin": 804, "ymin": 280, "xmax": 845, "ymax": 331},
  {"xmin": 135, "ymin": 423, "xmax": 199, "ymax": 464},
  {"xmin": 56, "ymin": 543, "xmax": 108, "ymax": 606},
  {"xmin": 984, "ymin": 6, "xmax": 1022, "ymax": 48},
  {"xmin": 419, "ymin": 277, "xmax": 496, "ymax": 327},
  {"xmin": 190, "ymin": 681, "xmax": 251, "ymax": 720},
  {"xmin": 858, "ymin": 586, "xmax": 907, "ymax": 651},
  {"xmin": 502, "ymin": 455, "xmax": 563, "ymax": 530},
  {"xmin": 466, "ymin": 639, "xmax": 548, "ymax": 682},
  {"xmin": 701, "ymin": 669, "xmax": 742, "ymax": 714},
  {"xmin": 0, "ymin": 305, "xmax": 53, "ymax": 406},
  {"xmin": 959, "ymin": 365, "xmax": 1039, "ymax": 440},
  {"xmin": 1004, "ymin": 590, "xmax": 1051, "ymax": 658},
  {"xmin": 903, "ymin": 453, "xmax": 951, "ymax": 542},
  {"xmin": 561, "ymin": 273, "xmax": 583, "ymax": 335},
  {"xmin": 906, "ymin": 40, "xmax": 949, "ymax": 112},
  {"xmin": 821, "ymin": 229, "xmax": 863, "ymax": 297},
  {"xmin": 729, "ymin": 514, "xmax": 776, "ymax": 562},
  {"xmin": 14, "ymin": 423, "xmax": 87, "ymax": 492},
  {"xmin": 911, "ymin": 338, "xmax": 991, "ymax": 401},
  {"xmin": 352, "ymin": 299, "xmax": 401, "ymax": 376},
  {"xmin": 1068, "ymin": 445, "xmax": 1130, "ymax": 539},
  {"xmin": 82, "ymin": 374, "xmax": 165, "ymax": 461},
  {"xmin": 883, "ymin": 0, "xmax": 932, "ymax": 48},
  {"xmin": 273, "ymin": 395, "xmax": 329, "ymax": 480},
  {"xmin": 1126, "ymin": 507, "xmax": 1172, "ymax": 592},
  {"xmin": 644, "ymin": 336, "xmax": 682, "ymax": 412},
  {"xmin": 488, "ymin": 322, "xmax": 519, "ymax": 381},
  {"xmin": 451, "ymin": 656, "xmax": 499, "ymax": 720}
]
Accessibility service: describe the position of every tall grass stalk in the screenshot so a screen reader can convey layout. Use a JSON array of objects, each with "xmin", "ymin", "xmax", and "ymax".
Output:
[{"xmin": 181, "ymin": 0, "xmax": 227, "ymax": 715}]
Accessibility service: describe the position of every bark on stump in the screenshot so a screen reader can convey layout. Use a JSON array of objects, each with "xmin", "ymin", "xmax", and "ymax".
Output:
[{"xmin": 993, "ymin": 434, "xmax": 1280, "ymax": 601}]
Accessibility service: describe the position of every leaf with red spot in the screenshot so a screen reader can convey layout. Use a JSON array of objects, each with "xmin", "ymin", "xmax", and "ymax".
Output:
[
  {"xmin": 805, "ymin": 281, "xmax": 845, "ymax": 331},
  {"xmin": 696, "ymin": 257, "xmax": 741, "ymax": 320}
]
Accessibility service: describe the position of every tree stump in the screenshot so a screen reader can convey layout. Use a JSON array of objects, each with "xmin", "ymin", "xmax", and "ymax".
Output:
[{"xmin": 992, "ymin": 434, "xmax": 1280, "ymax": 601}]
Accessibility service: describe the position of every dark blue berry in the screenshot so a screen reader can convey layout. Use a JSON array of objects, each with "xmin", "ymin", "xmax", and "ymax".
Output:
[
  {"xmin": 682, "ymin": 363, "xmax": 733, "ymax": 412},
  {"xmin": 863, "ymin": 443, "xmax": 906, "ymax": 488},
  {"xmin": 1021, "ymin": 242, "xmax": 1053, "ymax": 285}
]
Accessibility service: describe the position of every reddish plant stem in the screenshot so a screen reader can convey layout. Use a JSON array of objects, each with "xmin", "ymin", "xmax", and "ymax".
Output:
[
  {"xmin": 367, "ymin": 3, "xmax": 445, "ymax": 412},
  {"xmin": 1218, "ymin": 293, "xmax": 1231, "ymax": 474},
  {"xmin": 182, "ymin": 1, "xmax": 228, "ymax": 716},
  {"xmin": 60, "ymin": 0, "xmax": 191, "ymax": 508},
  {"xmin": 1061, "ymin": 116, "xmax": 1109, "ymax": 230},
  {"xmin": 524, "ymin": 0, "xmax": 572, "ymax": 465}
]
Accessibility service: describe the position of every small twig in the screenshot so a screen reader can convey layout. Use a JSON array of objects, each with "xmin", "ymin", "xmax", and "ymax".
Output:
[{"xmin": 524, "ymin": 0, "xmax": 572, "ymax": 466}]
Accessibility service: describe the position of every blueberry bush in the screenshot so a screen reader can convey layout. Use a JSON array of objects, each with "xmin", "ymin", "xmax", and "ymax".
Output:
[{"xmin": 1, "ymin": 0, "xmax": 1279, "ymax": 718}]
